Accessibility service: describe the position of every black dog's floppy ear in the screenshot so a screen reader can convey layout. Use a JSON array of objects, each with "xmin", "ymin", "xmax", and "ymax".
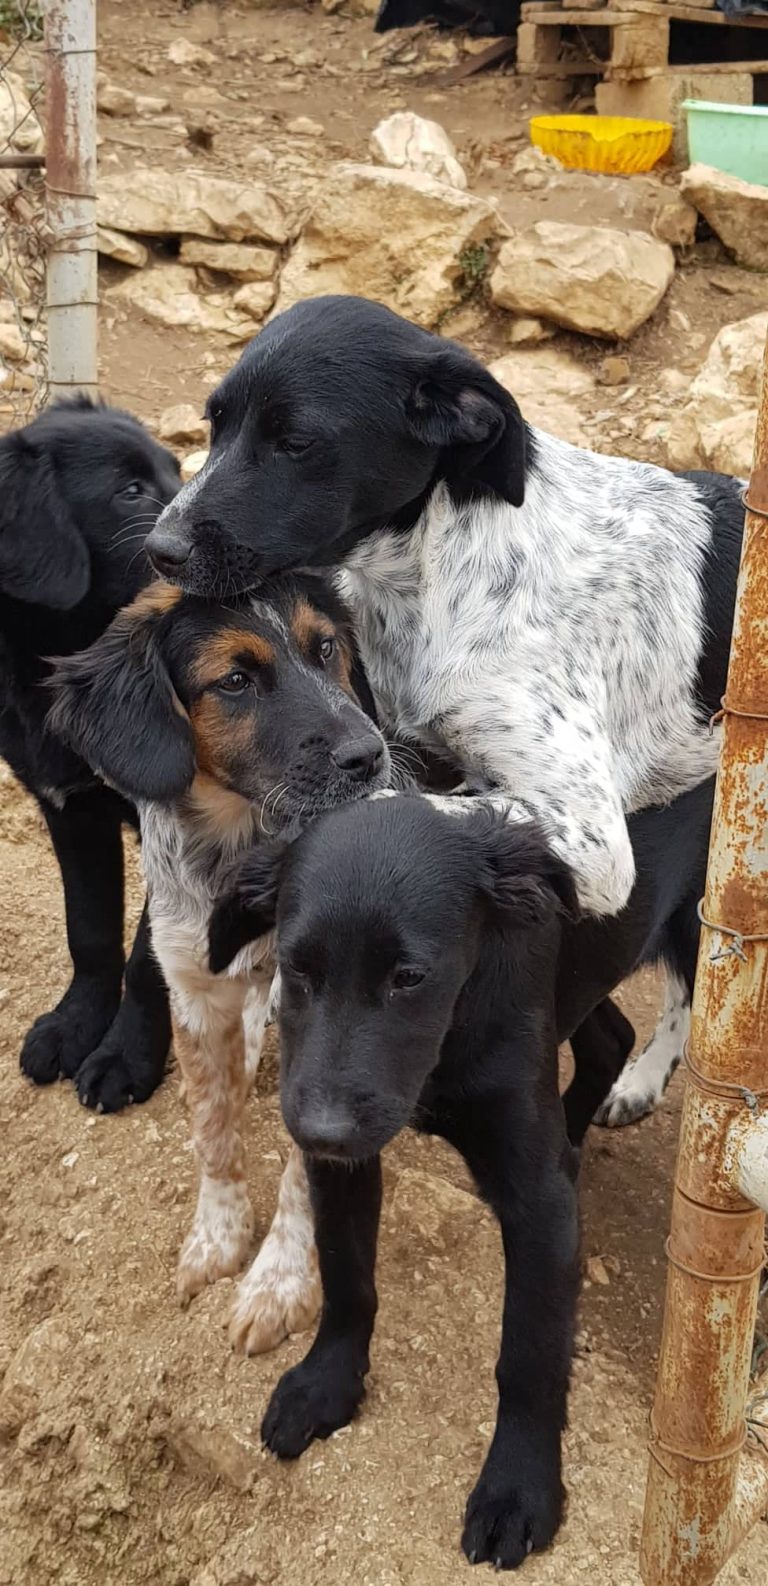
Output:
[
  {"xmin": 0, "ymin": 437, "xmax": 90, "ymax": 609},
  {"xmin": 209, "ymin": 843, "xmax": 287, "ymax": 974},
  {"xmin": 474, "ymin": 812, "xmax": 580, "ymax": 928},
  {"xmin": 405, "ymin": 344, "xmax": 527, "ymax": 509},
  {"xmin": 47, "ymin": 583, "xmax": 196, "ymax": 803}
]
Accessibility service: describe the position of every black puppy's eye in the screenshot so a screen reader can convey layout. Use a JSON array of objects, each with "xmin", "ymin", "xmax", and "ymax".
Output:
[
  {"xmin": 217, "ymin": 670, "xmax": 250, "ymax": 696},
  {"xmin": 278, "ymin": 437, "xmax": 314, "ymax": 458},
  {"xmin": 318, "ymin": 636, "xmax": 335, "ymax": 664},
  {"xmin": 391, "ymin": 967, "xmax": 425, "ymax": 992},
  {"xmin": 120, "ymin": 481, "xmax": 143, "ymax": 500}
]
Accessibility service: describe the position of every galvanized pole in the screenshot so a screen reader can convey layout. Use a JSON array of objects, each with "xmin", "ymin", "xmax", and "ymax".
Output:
[
  {"xmin": 640, "ymin": 335, "xmax": 768, "ymax": 1585},
  {"xmin": 44, "ymin": 0, "xmax": 97, "ymax": 400}
]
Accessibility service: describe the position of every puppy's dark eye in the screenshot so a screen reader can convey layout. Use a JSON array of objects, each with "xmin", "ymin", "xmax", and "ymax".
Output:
[
  {"xmin": 217, "ymin": 670, "xmax": 250, "ymax": 696},
  {"xmin": 120, "ymin": 481, "xmax": 143, "ymax": 500},
  {"xmin": 278, "ymin": 437, "xmax": 314, "ymax": 458},
  {"xmin": 318, "ymin": 636, "xmax": 335, "ymax": 664},
  {"xmin": 391, "ymin": 967, "xmax": 425, "ymax": 992}
]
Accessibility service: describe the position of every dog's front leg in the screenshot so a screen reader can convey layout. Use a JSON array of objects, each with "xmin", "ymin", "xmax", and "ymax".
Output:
[
  {"xmin": 173, "ymin": 983, "xmax": 256, "ymax": 1305},
  {"xmin": 445, "ymin": 1100, "xmax": 580, "ymax": 1571},
  {"xmin": 261, "ymin": 1154, "xmax": 382, "ymax": 1453},
  {"xmin": 229, "ymin": 1141, "xmax": 322, "ymax": 1355}
]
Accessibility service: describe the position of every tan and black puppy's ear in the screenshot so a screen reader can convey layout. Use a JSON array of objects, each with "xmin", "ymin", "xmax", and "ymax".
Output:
[
  {"xmin": 48, "ymin": 584, "xmax": 196, "ymax": 803},
  {"xmin": 209, "ymin": 842, "xmax": 288, "ymax": 974}
]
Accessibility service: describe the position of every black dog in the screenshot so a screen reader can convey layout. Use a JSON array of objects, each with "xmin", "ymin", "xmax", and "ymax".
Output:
[
  {"xmin": 0, "ymin": 397, "xmax": 180, "ymax": 1111},
  {"xmin": 208, "ymin": 780, "xmax": 711, "ymax": 1570}
]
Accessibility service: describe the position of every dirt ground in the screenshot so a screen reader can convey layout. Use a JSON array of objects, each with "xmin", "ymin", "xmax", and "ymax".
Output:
[{"xmin": 2, "ymin": 2, "xmax": 768, "ymax": 1583}]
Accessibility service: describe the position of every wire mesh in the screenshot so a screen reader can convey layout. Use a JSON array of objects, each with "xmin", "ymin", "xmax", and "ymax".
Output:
[{"xmin": 1, "ymin": 1, "xmax": 47, "ymax": 425}]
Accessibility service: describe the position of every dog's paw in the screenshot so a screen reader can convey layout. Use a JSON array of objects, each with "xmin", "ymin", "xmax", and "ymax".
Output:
[
  {"xmin": 262, "ymin": 1358, "xmax": 365, "ymax": 1459},
  {"xmin": 20, "ymin": 989, "xmax": 117, "ymax": 1087},
  {"xmin": 176, "ymin": 1186, "xmax": 255, "ymax": 1305},
  {"xmin": 593, "ymin": 1056, "xmax": 677, "ymax": 1129},
  {"xmin": 75, "ymin": 1003, "xmax": 170, "ymax": 1113},
  {"xmin": 462, "ymin": 1468, "xmax": 564, "ymax": 1571},
  {"xmin": 228, "ymin": 1242, "xmax": 321, "ymax": 1355}
]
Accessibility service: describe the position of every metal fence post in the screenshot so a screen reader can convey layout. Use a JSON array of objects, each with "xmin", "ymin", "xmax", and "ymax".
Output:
[
  {"xmin": 640, "ymin": 334, "xmax": 768, "ymax": 1584},
  {"xmin": 44, "ymin": 0, "xmax": 96, "ymax": 400}
]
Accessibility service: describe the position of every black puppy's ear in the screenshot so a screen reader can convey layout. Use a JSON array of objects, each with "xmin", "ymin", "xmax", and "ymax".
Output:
[
  {"xmin": 405, "ymin": 346, "xmax": 527, "ymax": 508},
  {"xmin": 0, "ymin": 438, "xmax": 90, "ymax": 608},
  {"xmin": 47, "ymin": 585, "xmax": 195, "ymax": 802},
  {"xmin": 209, "ymin": 844, "xmax": 287, "ymax": 974},
  {"xmin": 475, "ymin": 813, "xmax": 580, "ymax": 927}
]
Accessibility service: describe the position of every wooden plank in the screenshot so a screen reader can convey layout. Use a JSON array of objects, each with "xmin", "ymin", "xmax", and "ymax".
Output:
[
  {"xmin": 430, "ymin": 35, "xmax": 517, "ymax": 86},
  {"xmin": 523, "ymin": 7, "xmax": 648, "ymax": 20},
  {"xmin": 666, "ymin": 2, "xmax": 768, "ymax": 20},
  {"xmin": 609, "ymin": 55, "xmax": 768, "ymax": 76},
  {"xmin": 522, "ymin": 1, "xmax": 768, "ymax": 19}
]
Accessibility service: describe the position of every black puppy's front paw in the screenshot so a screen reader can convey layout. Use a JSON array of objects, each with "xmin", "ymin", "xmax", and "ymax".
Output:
[
  {"xmin": 461, "ymin": 1466, "xmax": 564, "ymax": 1571},
  {"xmin": 20, "ymin": 985, "xmax": 119, "ymax": 1087},
  {"xmin": 76, "ymin": 1007, "xmax": 170, "ymax": 1113},
  {"xmin": 262, "ymin": 1357, "xmax": 366, "ymax": 1459}
]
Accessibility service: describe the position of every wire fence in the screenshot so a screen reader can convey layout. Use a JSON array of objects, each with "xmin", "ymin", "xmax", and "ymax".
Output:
[{"xmin": 1, "ymin": 1, "xmax": 47, "ymax": 425}]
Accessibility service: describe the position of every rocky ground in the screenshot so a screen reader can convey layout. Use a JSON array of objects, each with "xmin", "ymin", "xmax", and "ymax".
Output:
[{"xmin": 1, "ymin": 2, "xmax": 768, "ymax": 1584}]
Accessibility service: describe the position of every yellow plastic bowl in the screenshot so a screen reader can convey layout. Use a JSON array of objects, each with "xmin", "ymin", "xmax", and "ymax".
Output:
[{"xmin": 530, "ymin": 115, "xmax": 673, "ymax": 175}]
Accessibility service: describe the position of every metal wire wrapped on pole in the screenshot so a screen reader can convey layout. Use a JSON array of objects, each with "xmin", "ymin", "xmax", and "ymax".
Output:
[
  {"xmin": 44, "ymin": 0, "xmax": 97, "ymax": 400},
  {"xmin": 640, "ymin": 335, "xmax": 768, "ymax": 1583}
]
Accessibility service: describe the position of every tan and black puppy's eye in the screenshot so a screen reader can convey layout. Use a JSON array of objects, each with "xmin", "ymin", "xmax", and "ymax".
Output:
[
  {"xmin": 216, "ymin": 670, "xmax": 250, "ymax": 696},
  {"xmin": 318, "ymin": 636, "xmax": 335, "ymax": 665}
]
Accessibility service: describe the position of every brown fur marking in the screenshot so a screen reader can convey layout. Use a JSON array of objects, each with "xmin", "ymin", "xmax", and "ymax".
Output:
[
  {"xmin": 192, "ymin": 631, "xmax": 275, "ymax": 691},
  {"xmin": 129, "ymin": 582, "xmax": 183, "ymax": 618},
  {"xmin": 189, "ymin": 695, "xmax": 253, "ymax": 780}
]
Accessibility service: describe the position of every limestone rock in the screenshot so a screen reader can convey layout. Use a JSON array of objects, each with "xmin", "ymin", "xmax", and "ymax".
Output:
[
  {"xmin": 167, "ymin": 1417, "xmax": 261, "ymax": 1492},
  {"xmin": 491, "ymin": 221, "xmax": 675, "ymax": 340},
  {"xmin": 276, "ymin": 162, "xmax": 497, "ymax": 329},
  {"xmin": 651, "ymin": 194, "xmax": 697, "ymax": 249},
  {"xmin": 370, "ymin": 111, "xmax": 467, "ymax": 190},
  {"xmin": 0, "ymin": 1320, "xmax": 72, "ymax": 1439},
  {"xmin": 180, "ymin": 238, "xmax": 278, "ymax": 281},
  {"xmin": 490, "ymin": 346, "xmax": 595, "ymax": 447},
  {"xmin": 181, "ymin": 450, "xmax": 209, "ymax": 482},
  {"xmin": 232, "ymin": 280, "xmax": 277, "ymax": 321},
  {"xmin": 158, "ymin": 404, "xmax": 208, "ymax": 447},
  {"xmin": 97, "ymin": 227, "xmax": 148, "ymax": 268},
  {"xmin": 98, "ymin": 168, "xmax": 289, "ymax": 246},
  {"xmin": 0, "ymin": 322, "xmax": 27, "ymax": 363},
  {"xmin": 168, "ymin": 39, "xmax": 217, "ymax": 67},
  {"xmin": 109, "ymin": 264, "xmax": 256, "ymax": 342},
  {"xmin": 681, "ymin": 164, "xmax": 768, "ymax": 272},
  {"xmin": 665, "ymin": 312, "xmax": 768, "ymax": 477},
  {"xmin": 506, "ymin": 317, "xmax": 555, "ymax": 346},
  {"xmin": 0, "ymin": 72, "xmax": 43, "ymax": 155}
]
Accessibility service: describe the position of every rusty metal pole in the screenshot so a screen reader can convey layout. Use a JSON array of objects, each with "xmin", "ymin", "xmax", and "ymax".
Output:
[
  {"xmin": 44, "ymin": 0, "xmax": 97, "ymax": 399},
  {"xmin": 640, "ymin": 334, "xmax": 768, "ymax": 1585}
]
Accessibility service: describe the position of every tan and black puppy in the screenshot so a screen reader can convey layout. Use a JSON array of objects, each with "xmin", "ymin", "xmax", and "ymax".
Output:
[{"xmin": 50, "ymin": 575, "xmax": 390, "ymax": 1354}]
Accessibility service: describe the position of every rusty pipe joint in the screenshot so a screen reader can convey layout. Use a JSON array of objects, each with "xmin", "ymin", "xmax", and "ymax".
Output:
[{"xmin": 726, "ymin": 1108, "xmax": 768, "ymax": 1215}]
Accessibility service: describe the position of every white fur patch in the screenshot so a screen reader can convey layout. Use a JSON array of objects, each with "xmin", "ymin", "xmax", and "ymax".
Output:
[
  {"xmin": 229, "ymin": 1144, "xmax": 321, "ymax": 1355},
  {"xmin": 596, "ymin": 969, "xmax": 689, "ymax": 1127}
]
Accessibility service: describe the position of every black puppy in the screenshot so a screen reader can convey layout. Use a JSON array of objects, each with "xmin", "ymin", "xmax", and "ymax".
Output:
[
  {"xmin": 208, "ymin": 782, "xmax": 711, "ymax": 1570},
  {"xmin": 0, "ymin": 397, "xmax": 180, "ymax": 1110}
]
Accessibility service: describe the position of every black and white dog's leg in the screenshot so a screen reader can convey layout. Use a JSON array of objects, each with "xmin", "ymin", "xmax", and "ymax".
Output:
[
  {"xmin": 20, "ymin": 796, "xmax": 125, "ymax": 1085},
  {"xmin": 594, "ymin": 967, "xmax": 689, "ymax": 1128},
  {"xmin": 75, "ymin": 902, "xmax": 171, "ymax": 1112},
  {"xmin": 262, "ymin": 1154, "xmax": 382, "ymax": 1458},
  {"xmin": 445, "ymin": 1098, "xmax": 580, "ymax": 1571}
]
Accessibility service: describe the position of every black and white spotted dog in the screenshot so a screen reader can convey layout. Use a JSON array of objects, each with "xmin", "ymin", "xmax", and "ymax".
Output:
[{"xmin": 145, "ymin": 295, "xmax": 744, "ymax": 1128}]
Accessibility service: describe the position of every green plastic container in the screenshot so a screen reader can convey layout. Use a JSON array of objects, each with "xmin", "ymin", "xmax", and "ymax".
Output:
[{"xmin": 682, "ymin": 100, "xmax": 768, "ymax": 188}]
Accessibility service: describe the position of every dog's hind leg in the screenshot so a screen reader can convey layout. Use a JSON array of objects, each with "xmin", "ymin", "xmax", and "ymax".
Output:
[
  {"xmin": 595, "ymin": 964, "xmax": 690, "ymax": 1128},
  {"xmin": 174, "ymin": 977, "xmax": 267, "ymax": 1305},
  {"xmin": 229, "ymin": 1142, "xmax": 321, "ymax": 1356},
  {"xmin": 563, "ymin": 996, "xmax": 636, "ymax": 1146}
]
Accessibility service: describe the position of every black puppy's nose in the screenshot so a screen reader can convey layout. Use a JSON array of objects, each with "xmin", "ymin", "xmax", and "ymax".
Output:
[
  {"xmin": 331, "ymin": 734, "xmax": 384, "ymax": 783},
  {"xmin": 294, "ymin": 1106, "xmax": 356, "ymax": 1159},
  {"xmin": 145, "ymin": 528, "xmax": 191, "ymax": 578}
]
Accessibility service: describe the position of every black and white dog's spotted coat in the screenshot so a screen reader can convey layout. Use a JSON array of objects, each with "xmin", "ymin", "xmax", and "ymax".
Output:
[{"xmin": 147, "ymin": 295, "xmax": 744, "ymax": 1126}]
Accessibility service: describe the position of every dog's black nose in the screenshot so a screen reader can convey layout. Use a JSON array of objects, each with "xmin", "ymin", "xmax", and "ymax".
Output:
[
  {"xmin": 292, "ymin": 1105, "xmax": 357, "ymax": 1159},
  {"xmin": 331, "ymin": 734, "xmax": 384, "ymax": 783},
  {"xmin": 145, "ymin": 528, "xmax": 191, "ymax": 578}
]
